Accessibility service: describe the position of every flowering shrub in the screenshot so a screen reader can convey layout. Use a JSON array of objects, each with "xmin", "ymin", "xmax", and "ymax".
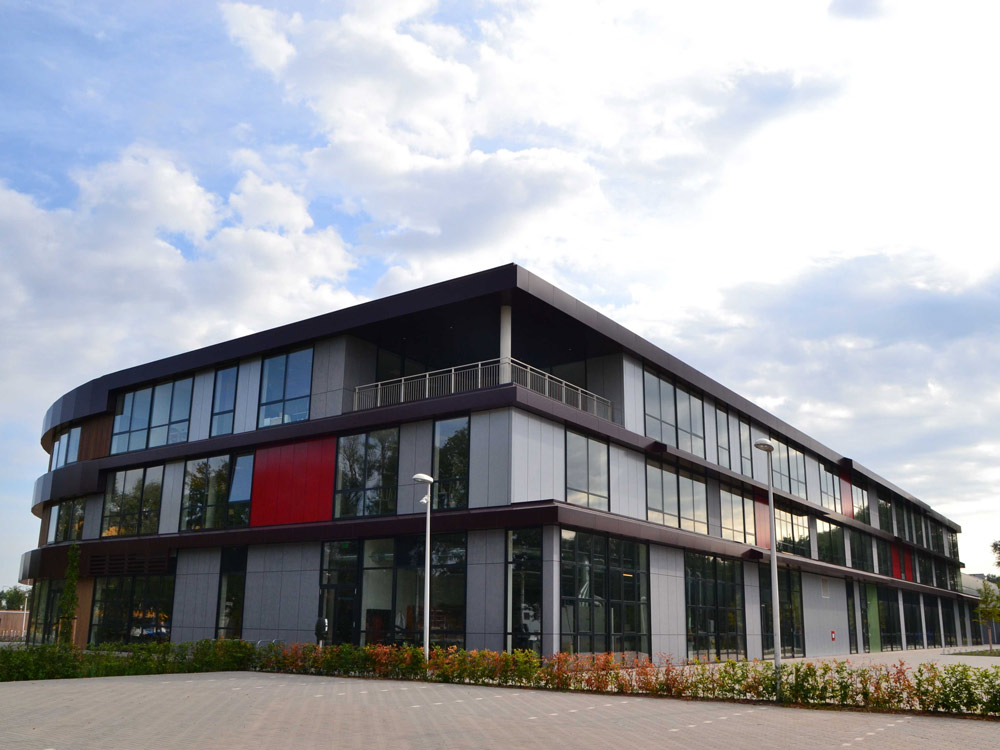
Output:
[{"xmin": 3, "ymin": 640, "xmax": 1000, "ymax": 718}]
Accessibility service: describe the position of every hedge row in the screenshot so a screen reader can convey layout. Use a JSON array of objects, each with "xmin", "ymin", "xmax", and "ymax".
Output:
[{"xmin": 3, "ymin": 641, "xmax": 1000, "ymax": 717}]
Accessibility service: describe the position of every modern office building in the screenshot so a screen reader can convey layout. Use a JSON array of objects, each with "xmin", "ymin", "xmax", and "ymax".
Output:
[{"xmin": 21, "ymin": 264, "xmax": 977, "ymax": 658}]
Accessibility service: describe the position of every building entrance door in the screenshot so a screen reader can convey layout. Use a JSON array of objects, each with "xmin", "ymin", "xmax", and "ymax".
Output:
[{"xmin": 323, "ymin": 586, "xmax": 359, "ymax": 645}]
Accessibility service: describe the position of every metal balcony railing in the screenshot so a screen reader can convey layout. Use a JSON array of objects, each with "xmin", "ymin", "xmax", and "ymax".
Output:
[{"xmin": 353, "ymin": 357, "xmax": 613, "ymax": 421}]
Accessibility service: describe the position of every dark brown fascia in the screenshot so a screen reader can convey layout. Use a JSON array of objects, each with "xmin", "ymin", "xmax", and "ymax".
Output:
[
  {"xmin": 39, "ymin": 262, "xmax": 959, "ymax": 530},
  {"xmin": 32, "ymin": 381, "xmax": 966, "ymax": 568},
  {"xmin": 21, "ymin": 498, "xmax": 976, "ymax": 604}
]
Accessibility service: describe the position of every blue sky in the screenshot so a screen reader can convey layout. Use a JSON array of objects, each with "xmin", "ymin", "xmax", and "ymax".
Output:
[{"xmin": 2, "ymin": 0, "xmax": 1000, "ymax": 590}]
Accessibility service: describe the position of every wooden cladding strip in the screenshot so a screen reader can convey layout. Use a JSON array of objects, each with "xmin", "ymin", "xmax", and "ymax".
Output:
[{"xmin": 77, "ymin": 414, "xmax": 113, "ymax": 462}]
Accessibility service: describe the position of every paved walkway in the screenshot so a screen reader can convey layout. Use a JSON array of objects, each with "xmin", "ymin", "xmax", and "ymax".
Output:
[
  {"xmin": 786, "ymin": 647, "xmax": 1000, "ymax": 669},
  {"xmin": 1, "ymin": 671, "xmax": 996, "ymax": 750}
]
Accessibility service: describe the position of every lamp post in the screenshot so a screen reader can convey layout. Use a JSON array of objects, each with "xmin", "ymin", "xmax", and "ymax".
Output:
[
  {"xmin": 413, "ymin": 473, "xmax": 435, "ymax": 663},
  {"xmin": 753, "ymin": 438, "xmax": 781, "ymax": 701}
]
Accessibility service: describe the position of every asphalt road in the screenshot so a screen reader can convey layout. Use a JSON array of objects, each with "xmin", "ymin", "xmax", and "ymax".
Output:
[{"xmin": 2, "ymin": 671, "xmax": 997, "ymax": 750}]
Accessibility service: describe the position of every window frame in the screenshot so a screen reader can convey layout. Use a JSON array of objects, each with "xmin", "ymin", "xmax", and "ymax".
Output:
[
  {"xmin": 565, "ymin": 431, "xmax": 610, "ymax": 512},
  {"xmin": 110, "ymin": 377, "xmax": 193, "ymax": 454},
  {"xmin": 210, "ymin": 364, "xmax": 240, "ymax": 437},
  {"xmin": 257, "ymin": 347, "xmax": 314, "ymax": 429}
]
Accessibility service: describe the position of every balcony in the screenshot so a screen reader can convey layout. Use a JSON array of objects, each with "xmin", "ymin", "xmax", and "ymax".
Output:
[{"xmin": 353, "ymin": 357, "xmax": 613, "ymax": 421}]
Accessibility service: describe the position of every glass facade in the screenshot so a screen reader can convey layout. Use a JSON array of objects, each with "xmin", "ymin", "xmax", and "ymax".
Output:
[
  {"xmin": 111, "ymin": 378, "xmax": 192, "ymax": 454},
  {"xmin": 719, "ymin": 484, "xmax": 756, "ymax": 545},
  {"xmin": 923, "ymin": 594, "xmax": 941, "ymax": 648},
  {"xmin": 216, "ymin": 547, "xmax": 247, "ymax": 639},
  {"xmin": 852, "ymin": 483, "xmax": 870, "ymax": 525},
  {"xmin": 334, "ymin": 428, "xmax": 399, "ymax": 517},
  {"xmin": 644, "ymin": 371, "xmax": 704, "ymax": 458},
  {"xmin": 816, "ymin": 520, "xmax": 845, "ymax": 566},
  {"xmin": 26, "ymin": 579, "xmax": 64, "ymax": 644},
  {"xmin": 49, "ymin": 426, "xmax": 81, "ymax": 471},
  {"xmin": 258, "ymin": 348, "xmax": 313, "ymax": 428},
  {"xmin": 507, "ymin": 528, "xmax": 542, "ymax": 654},
  {"xmin": 180, "ymin": 454, "xmax": 254, "ymax": 531},
  {"xmin": 877, "ymin": 586, "xmax": 902, "ymax": 651},
  {"xmin": 432, "ymin": 416, "xmax": 469, "ymax": 509},
  {"xmin": 48, "ymin": 498, "xmax": 86, "ymax": 544},
  {"xmin": 902, "ymin": 591, "xmax": 923, "ymax": 649},
  {"xmin": 845, "ymin": 580, "xmax": 859, "ymax": 654},
  {"xmin": 819, "ymin": 465, "xmax": 841, "ymax": 513},
  {"xmin": 774, "ymin": 508, "xmax": 810, "ymax": 557},
  {"xmin": 560, "ymin": 530, "xmax": 649, "ymax": 655},
  {"xmin": 760, "ymin": 564, "xmax": 805, "ymax": 658},
  {"xmin": 685, "ymin": 552, "xmax": 745, "ymax": 661},
  {"xmin": 849, "ymin": 529, "xmax": 874, "ymax": 573},
  {"xmin": 320, "ymin": 533, "xmax": 467, "ymax": 648},
  {"xmin": 101, "ymin": 465, "xmax": 164, "ymax": 537},
  {"xmin": 566, "ymin": 431, "xmax": 609, "ymax": 511},
  {"xmin": 210, "ymin": 365, "xmax": 239, "ymax": 437},
  {"xmin": 89, "ymin": 575, "xmax": 175, "ymax": 645}
]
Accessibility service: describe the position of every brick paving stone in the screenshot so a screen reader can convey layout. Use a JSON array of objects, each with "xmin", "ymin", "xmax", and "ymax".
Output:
[{"xmin": 0, "ymin": 672, "xmax": 996, "ymax": 750}]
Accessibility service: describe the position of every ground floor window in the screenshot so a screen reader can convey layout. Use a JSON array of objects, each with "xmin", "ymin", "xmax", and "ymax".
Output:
[
  {"xmin": 685, "ymin": 552, "xmax": 745, "ymax": 661},
  {"xmin": 216, "ymin": 547, "xmax": 247, "ymax": 639},
  {"xmin": 859, "ymin": 582, "xmax": 872, "ymax": 652},
  {"xmin": 845, "ymin": 581, "xmax": 859, "ymax": 654},
  {"xmin": 319, "ymin": 533, "xmax": 467, "ymax": 648},
  {"xmin": 958, "ymin": 601, "xmax": 968, "ymax": 646},
  {"xmin": 942, "ymin": 599, "xmax": 957, "ymax": 646},
  {"xmin": 89, "ymin": 575, "xmax": 174, "ymax": 645},
  {"xmin": 507, "ymin": 528, "xmax": 542, "ymax": 654},
  {"xmin": 923, "ymin": 594, "xmax": 941, "ymax": 648},
  {"xmin": 902, "ymin": 591, "xmax": 923, "ymax": 649},
  {"xmin": 759, "ymin": 565, "xmax": 805, "ymax": 658},
  {"xmin": 560, "ymin": 529, "xmax": 649, "ymax": 655},
  {"xmin": 877, "ymin": 586, "xmax": 902, "ymax": 651},
  {"xmin": 26, "ymin": 579, "xmax": 64, "ymax": 644}
]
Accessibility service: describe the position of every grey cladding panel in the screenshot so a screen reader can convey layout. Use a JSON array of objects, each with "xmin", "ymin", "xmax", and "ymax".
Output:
[
  {"xmin": 706, "ymin": 476, "xmax": 721, "ymax": 538},
  {"xmin": 188, "ymin": 370, "xmax": 214, "ymax": 442},
  {"xmin": 510, "ymin": 410, "xmax": 563, "ymax": 504},
  {"xmin": 585, "ymin": 354, "xmax": 625, "ymax": 425},
  {"xmin": 622, "ymin": 354, "xmax": 645, "ymax": 435},
  {"xmin": 170, "ymin": 547, "xmax": 221, "ymax": 643},
  {"xmin": 82, "ymin": 494, "xmax": 104, "ymax": 540},
  {"xmin": 743, "ymin": 561, "xmax": 762, "ymax": 660},
  {"xmin": 158, "ymin": 461, "xmax": 186, "ymax": 535},
  {"xmin": 470, "ymin": 409, "xmax": 511, "ymax": 508},
  {"xmin": 649, "ymin": 544, "xmax": 686, "ymax": 661},
  {"xmin": 801, "ymin": 573, "xmax": 850, "ymax": 657},
  {"xmin": 397, "ymin": 420, "xmax": 433, "ymax": 515},
  {"xmin": 242, "ymin": 543, "xmax": 321, "ymax": 643},
  {"xmin": 609, "ymin": 445, "xmax": 645, "ymax": 520},
  {"xmin": 234, "ymin": 358, "xmax": 261, "ymax": 434}
]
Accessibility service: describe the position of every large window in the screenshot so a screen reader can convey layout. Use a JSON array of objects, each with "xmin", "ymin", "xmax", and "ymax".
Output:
[
  {"xmin": 101, "ymin": 466, "xmax": 164, "ymax": 537},
  {"xmin": 685, "ymin": 552, "xmax": 746, "ymax": 661},
  {"xmin": 49, "ymin": 426, "xmax": 81, "ymax": 471},
  {"xmin": 720, "ymin": 484, "xmax": 756, "ymax": 545},
  {"xmin": 334, "ymin": 428, "xmax": 399, "ymax": 517},
  {"xmin": 48, "ymin": 498, "xmax": 86, "ymax": 544},
  {"xmin": 89, "ymin": 575, "xmax": 175, "ymax": 645},
  {"xmin": 929, "ymin": 521, "xmax": 945, "ymax": 554},
  {"xmin": 179, "ymin": 453, "xmax": 254, "ymax": 531},
  {"xmin": 877, "ymin": 586, "xmax": 902, "ymax": 651},
  {"xmin": 210, "ymin": 365, "xmax": 239, "ymax": 437},
  {"xmin": 507, "ymin": 528, "xmax": 542, "ymax": 654},
  {"xmin": 912, "ymin": 510, "xmax": 925, "ymax": 548},
  {"xmin": 646, "ymin": 461, "xmax": 707, "ymax": 535},
  {"xmin": 760, "ymin": 564, "xmax": 805, "ymax": 658},
  {"xmin": 774, "ymin": 508, "xmax": 810, "ymax": 557},
  {"xmin": 320, "ymin": 534, "xmax": 467, "ymax": 648},
  {"xmin": 643, "ymin": 371, "xmax": 704, "ymax": 458},
  {"xmin": 845, "ymin": 581, "xmax": 859, "ymax": 654},
  {"xmin": 26, "ymin": 579, "xmax": 64, "ymax": 644},
  {"xmin": 716, "ymin": 407, "xmax": 731, "ymax": 469},
  {"xmin": 111, "ymin": 378, "xmax": 193, "ymax": 454},
  {"xmin": 876, "ymin": 539, "xmax": 892, "ymax": 576},
  {"xmin": 771, "ymin": 439, "xmax": 806, "ymax": 499},
  {"xmin": 877, "ymin": 494, "xmax": 893, "ymax": 533},
  {"xmin": 923, "ymin": 594, "xmax": 941, "ymax": 648},
  {"xmin": 902, "ymin": 591, "xmax": 923, "ymax": 649},
  {"xmin": 852, "ymin": 483, "xmax": 870, "ymax": 525},
  {"xmin": 942, "ymin": 600, "xmax": 958, "ymax": 647},
  {"xmin": 258, "ymin": 348, "xmax": 313, "ymax": 428},
  {"xmin": 560, "ymin": 530, "xmax": 649, "ymax": 655},
  {"xmin": 216, "ymin": 547, "xmax": 247, "ymax": 640},
  {"xmin": 739, "ymin": 420, "xmax": 753, "ymax": 478},
  {"xmin": 816, "ymin": 520, "xmax": 845, "ymax": 566},
  {"xmin": 916, "ymin": 554, "xmax": 933, "ymax": 585},
  {"xmin": 849, "ymin": 529, "xmax": 874, "ymax": 573},
  {"xmin": 432, "ymin": 417, "xmax": 469, "ymax": 509},
  {"xmin": 819, "ymin": 465, "xmax": 842, "ymax": 514},
  {"xmin": 895, "ymin": 501, "xmax": 908, "ymax": 542},
  {"xmin": 566, "ymin": 432, "xmax": 609, "ymax": 511}
]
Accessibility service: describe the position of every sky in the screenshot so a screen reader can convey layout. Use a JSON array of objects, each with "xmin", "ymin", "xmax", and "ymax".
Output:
[{"xmin": 1, "ymin": 0, "xmax": 999, "ymax": 591}]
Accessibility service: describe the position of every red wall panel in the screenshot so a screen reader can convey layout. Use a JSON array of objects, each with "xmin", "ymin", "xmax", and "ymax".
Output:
[
  {"xmin": 903, "ymin": 549, "xmax": 914, "ymax": 582},
  {"xmin": 250, "ymin": 436, "xmax": 337, "ymax": 527},
  {"xmin": 891, "ymin": 543, "xmax": 902, "ymax": 579}
]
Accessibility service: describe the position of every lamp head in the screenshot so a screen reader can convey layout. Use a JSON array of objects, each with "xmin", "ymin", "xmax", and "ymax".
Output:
[
  {"xmin": 413, "ymin": 473, "xmax": 434, "ymax": 484},
  {"xmin": 753, "ymin": 438, "xmax": 775, "ymax": 453}
]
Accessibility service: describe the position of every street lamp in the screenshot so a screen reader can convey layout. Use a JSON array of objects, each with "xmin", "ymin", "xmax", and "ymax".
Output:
[
  {"xmin": 754, "ymin": 438, "xmax": 782, "ymax": 701},
  {"xmin": 413, "ymin": 473, "xmax": 435, "ymax": 662}
]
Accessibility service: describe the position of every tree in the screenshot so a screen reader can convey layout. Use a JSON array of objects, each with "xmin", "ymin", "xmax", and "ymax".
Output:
[
  {"xmin": 0, "ymin": 586, "xmax": 28, "ymax": 611},
  {"xmin": 974, "ymin": 581, "xmax": 1000, "ymax": 653},
  {"xmin": 57, "ymin": 545, "xmax": 80, "ymax": 646},
  {"xmin": 993, "ymin": 540, "xmax": 1000, "ymax": 569}
]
